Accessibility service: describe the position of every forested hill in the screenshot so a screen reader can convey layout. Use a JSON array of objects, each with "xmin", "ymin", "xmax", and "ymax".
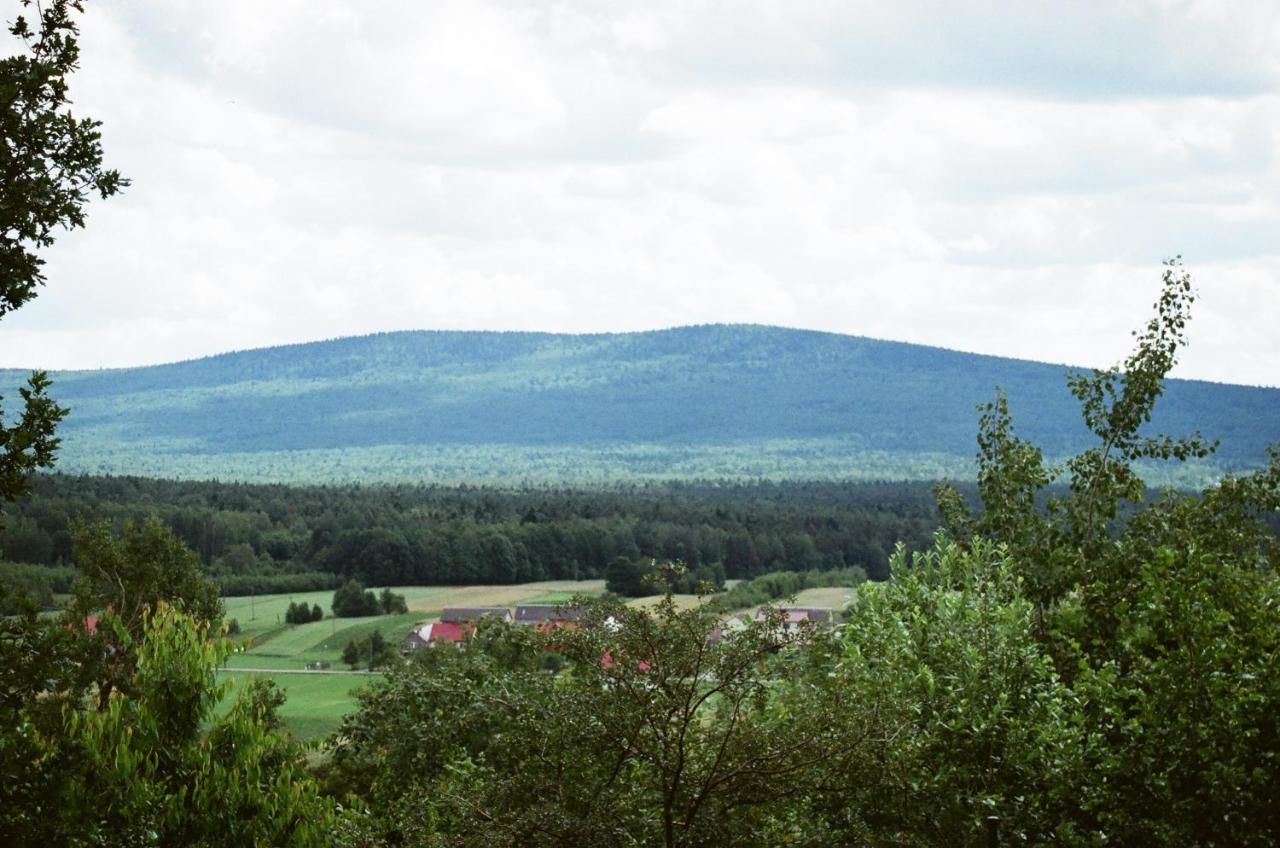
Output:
[{"xmin": 6, "ymin": 325, "xmax": 1278, "ymax": 484}]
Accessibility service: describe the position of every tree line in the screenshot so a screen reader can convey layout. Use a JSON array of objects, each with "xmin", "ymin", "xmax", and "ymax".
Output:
[{"xmin": 1, "ymin": 476, "xmax": 942, "ymax": 597}]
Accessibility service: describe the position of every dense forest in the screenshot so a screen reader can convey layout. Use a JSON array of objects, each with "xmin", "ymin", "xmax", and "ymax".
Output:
[
  {"xmin": 6, "ymin": 324, "xmax": 1277, "ymax": 486},
  {"xmin": 0, "ymin": 475, "xmax": 944, "ymax": 599}
]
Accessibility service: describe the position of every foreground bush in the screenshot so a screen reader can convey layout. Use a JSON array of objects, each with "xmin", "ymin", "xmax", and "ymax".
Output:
[{"xmin": 1, "ymin": 604, "xmax": 338, "ymax": 846}]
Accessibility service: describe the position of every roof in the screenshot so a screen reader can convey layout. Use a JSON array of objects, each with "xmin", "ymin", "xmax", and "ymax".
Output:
[
  {"xmin": 439, "ymin": 607, "xmax": 513, "ymax": 623},
  {"xmin": 426, "ymin": 621, "xmax": 468, "ymax": 644},
  {"xmin": 402, "ymin": 625, "xmax": 431, "ymax": 648},
  {"xmin": 515, "ymin": 604, "xmax": 583, "ymax": 624},
  {"xmin": 754, "ymin": 607, "xmax": 833, "ymax": 624}
]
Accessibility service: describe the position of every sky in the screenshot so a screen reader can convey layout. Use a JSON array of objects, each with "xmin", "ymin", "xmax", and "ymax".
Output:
[{"xmin": 4, "ymin": 0, "xmax": 1279, "ymax": 386}]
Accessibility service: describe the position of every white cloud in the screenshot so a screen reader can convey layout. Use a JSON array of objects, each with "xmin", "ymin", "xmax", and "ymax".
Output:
[{"xmin": 2, "ymin": 0, "xmax": 1277, "ymax": 387}]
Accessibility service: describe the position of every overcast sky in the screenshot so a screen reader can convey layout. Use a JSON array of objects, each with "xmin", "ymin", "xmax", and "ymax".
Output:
[{"xmin": 4, "ymin": 1, "xmax": 1279, "ymax": 385}]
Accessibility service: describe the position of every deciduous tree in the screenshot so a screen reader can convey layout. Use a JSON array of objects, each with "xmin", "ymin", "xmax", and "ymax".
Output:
[
  {"xmin": 933, "ymin": 260, "xmax": 1280, "ymax": 844},
  {"xmin": 69, "ymin": 517, "xmax": 223, "ymax": 707},
  {"xmin": 333, "ymin": 590, "xmax": 848, "ymax": 847},
  {"xmin": 1, "ymin": 0, "xmax": 126, "ymax": 501},
  {"xmin": 2, "ymin": 604, "xmax": 338, "ymax": 846}
]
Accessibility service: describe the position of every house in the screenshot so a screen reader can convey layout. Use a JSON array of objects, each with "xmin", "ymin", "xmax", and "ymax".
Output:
[
  {"xmin": 753, "ymin": 607, "xmax": 833, "ymax": 631},
  {"xmin": 440, "ymin": 607, "xmax": 514, "ymax": 625},
  {"xmin": 424, "ymin": 607, "xmax": 515, "ymax": 646},
  {"xmin": 514, "ymin": 604, "xmax": 583, "ymax": 632},
  {"xmin": 425, "ymin": 621, "xmax": 466, "ymax": 645},
  {"xmin": 402, "ymin": 623, "xmax": 432, "ymax": 652}
]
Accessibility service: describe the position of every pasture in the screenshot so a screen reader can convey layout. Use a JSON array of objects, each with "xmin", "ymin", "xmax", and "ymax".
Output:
[
  {"xmin": 625, "ymin": 593, "xmax": 709, "ymax": 612},
  {"xmin": 217, "ymin": 580, "xmax": 608, "ymax": 739},
  {"xmin": 215, "ymin": 578, "xmax": 851, "ymax": 740},
  {"xmin": 223, "ymin": 587, "xmax": 448, "ymax": 640},
  {"xmin": 216, "ymin": 669, "xmax": 380, "ymax": 742},
  {"xmin": 790, "ymin": 585, "xmax": 858, "ymax": 611}
]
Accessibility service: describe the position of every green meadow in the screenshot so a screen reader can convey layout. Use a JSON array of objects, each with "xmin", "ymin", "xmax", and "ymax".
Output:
[
  {"xmin": 223, "ymin": 587, "xmax": 448, "ymax": 641},
  {"xmin": 216, "ymin": 581, "xmax": 608, "ymax": 739},
  {"xmin": 216, "ymin": 670, "xmax": 380, "ymax": 742},
  {"xmin": 214, "ymin": 578, "xmax": 853, "ymax": 740}
]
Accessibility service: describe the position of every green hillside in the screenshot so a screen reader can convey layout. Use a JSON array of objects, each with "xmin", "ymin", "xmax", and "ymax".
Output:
[{"xmin": 5, "ymin": 325, "xmax": 1276, "ymax": 484}]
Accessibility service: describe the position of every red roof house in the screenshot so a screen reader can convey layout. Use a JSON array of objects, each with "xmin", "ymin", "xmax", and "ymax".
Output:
[
  {"xmin": 753, "ymin": 607, "xmax": 833, "ymax": 632},
  {"xmin": 426, "ymin": 621, "xmax": 469, "ymax": 645}
]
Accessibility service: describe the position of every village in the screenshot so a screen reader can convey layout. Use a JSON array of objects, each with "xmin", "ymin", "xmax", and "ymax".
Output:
[{"xmin": 401, "ymin": 603, "xmax": 836, "ymax": 650}]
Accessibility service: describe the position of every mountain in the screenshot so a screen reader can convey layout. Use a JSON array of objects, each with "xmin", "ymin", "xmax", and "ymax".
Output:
[{"xmin": 5, "ymin": 325, "xmax": 1277, "ymax": 485}]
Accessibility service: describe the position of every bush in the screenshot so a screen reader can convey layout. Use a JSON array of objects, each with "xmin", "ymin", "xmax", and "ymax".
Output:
[
  {"xmin": 604, "ymin": 558, "xmax": 727, "ymax": 597},
  {"xmin": 706, "ymin": 566, "xmax": 866, "ymax": 613},
  {"xmin": 378, "ymin": 588, "xmax": 406, "ymax": 615},
  {"xmin": 284, "ymin": 602, "xmax": 310, "ymax": 625},
  {"xmin": 604, "ymin": 556, "xmax": 657, "ymax": 597},
  {"xmin": 342, "ymin": 630, "xmax": 395, "ymax": 670},
  {"xmin": 332, "ymin": 579, "xmax": 380, "ymax": 618}
]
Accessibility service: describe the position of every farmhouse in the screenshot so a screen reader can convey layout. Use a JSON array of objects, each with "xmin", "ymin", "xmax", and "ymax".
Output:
[
  {"xmin": 412, "ymin": 607, "xmax": 515, "ymax": 647},
  {"xmin": 402, "ymin": 623, "xmax": 432, "ymax": 652},
  {"xmin": 753, "ymin": 607, "xmax": 833, "ymax": 631},
  {"xmin": 441, "ymin": 607, "xmax": 514, "ymax": 625},
  {"xmin": 514, "ymin": 604, "xmax": 583, "ymax": 632}
]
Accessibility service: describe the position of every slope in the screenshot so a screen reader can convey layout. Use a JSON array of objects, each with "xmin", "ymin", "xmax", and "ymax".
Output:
[{"xmin": 4, "ymin": 325, "xmax": 1276, "ymax": 484}]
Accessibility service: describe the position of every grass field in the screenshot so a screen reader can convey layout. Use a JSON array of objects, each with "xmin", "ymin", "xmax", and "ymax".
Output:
[
  {"xmin": 401, "ymin": 580, "xmax": 606, "ymax": 612},
  {"xmin": 516, "ymin": 590, "xmax": 583, "ymax": 605},
  {"xmin": 219, "ymin": 580, "xmax": 608, "ymax": 739},
  {"xmin": 216, "ymin": 579, "xmax": 850, "ymax": 740},
  {"xmin": 625, "ymin": 593, "xmax": 709, "ymax": 612},
  {"xmin": 223, "ymin": 587, "xmax": 447, "ymax": 639},
  {"xmin": 624, "ymin": 585, "xmax": 857, "ymax": 615},
  {"xmin": 790, "ymin": 586, "xmax": 858, "ymax": 611},
  {"xmin": 216, "ymin": 669, "xmax": 382, "ymax": 741}
]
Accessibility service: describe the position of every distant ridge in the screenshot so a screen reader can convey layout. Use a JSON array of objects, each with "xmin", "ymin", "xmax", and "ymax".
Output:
[{"xmin": 7, "ymin": 325, "xmax": 1277, "ymax": 485}]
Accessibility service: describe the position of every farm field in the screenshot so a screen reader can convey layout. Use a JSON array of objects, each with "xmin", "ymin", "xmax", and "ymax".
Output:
[
  {"xmin": 217, "ymin": 580, "xmax": 608, "ymax": 739},
  {"xmin": 216, "ymin": 669, "xmax": 381, "ymax": 741},
  {"xmin": 624, "ymin": 585, "xmax": 857, "ymax": 616},
  {"xmin": 223, "ymin": 587, "xmax": 448, "ymax": 640},
  {"xmin": 625, "ymin": 593, "xmax": 709, "ymax": 612},
  {"xmin": 790, "ymin": 585, "xmax": 858, "ymax": 610},
  {"xmin": 215, "ymin": 578, "xmax": 852, "ymax": 740}
]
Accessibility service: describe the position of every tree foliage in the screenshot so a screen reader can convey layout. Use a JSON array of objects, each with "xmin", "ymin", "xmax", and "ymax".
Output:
[
  {"xmin": 1, "ymin": 604, "xmax": 337, "ymax": 846},
  {"xmin": 69, "ymin": 517, "xmax": 223, "ymax": 638},
  {"xmin": 2, "ymin": 475, "xmax": 942, "ymax": 591},
  {"xmin": 378, "ymin": 587, "xmax": 406, "ymax": 615},
  {"xmin": 2, "ymin": 0, "xmax": 127, "ymax": 314},
  {"xmin": 331, "ymin": 593, "xmax": 849, "ymax": 847},
  {"xmin": 806, "ymin": 538, "xmax": 1082, "ymax": 844},
  {"xmin": 0, "ymin": 0, "xmax": 126, "ymax": 502},
  {"xmin": 930, "ymin": 260, "xmax": 1280, "ymax": 844},
  {"xmin": 342, "ymin": 630, "xmax": 394, "ymax": 671},
  {"xmin": 68, "ymin": 517, "xmax": 224, "ymax": 708},
  {"xmin": 286, "ymin": 600, "xmax": 323, "ymax": 624},
  {"xmin": 332, "ymin": 578, "xmax": 381, "ymax": 617}
]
